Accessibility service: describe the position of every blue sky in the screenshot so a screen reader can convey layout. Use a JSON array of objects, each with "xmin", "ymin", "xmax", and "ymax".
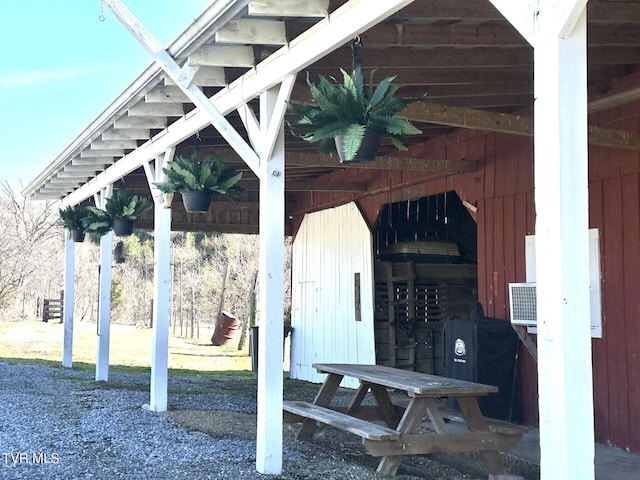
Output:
[{"xmin": 1, "ymin": 0, "xmax": 211, "ymax": 191}]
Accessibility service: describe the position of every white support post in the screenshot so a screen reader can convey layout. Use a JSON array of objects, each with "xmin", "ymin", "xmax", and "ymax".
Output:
[
  {"xmin": 96, "ymin": 230, "xmax": 114, "ymax": 382},
  {"xmin": 62, "ymin": 233, "xmax": 75, "ymax": 368},
  {"xmin": 256, "ymin": 84, "xmax": 287, "ymax": 474},
  {"xmin": 95, "ymin": 186, "xmax": 113, "ymax": 382},
  {"xmin": 144, "ymin": 149, "xmax": 174, "ymax": 412},
  {"xmin": 534, "ymin": 3, "xmax": 594, "ymax": 480}
]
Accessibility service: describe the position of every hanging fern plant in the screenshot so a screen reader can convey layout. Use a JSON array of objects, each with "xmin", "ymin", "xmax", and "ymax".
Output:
[
  {"xmin": 153, "ymin": 153, "xmax": 243, "ymax": 213},
  {"xmin": 288, "ymin": 66, "xmax": 423, "ymax": 162}
]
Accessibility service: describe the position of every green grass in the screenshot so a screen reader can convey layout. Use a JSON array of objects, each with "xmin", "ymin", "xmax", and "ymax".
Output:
[{"xmin": 0, "ymin": 320, "xmax": 253, "ymax": 373}]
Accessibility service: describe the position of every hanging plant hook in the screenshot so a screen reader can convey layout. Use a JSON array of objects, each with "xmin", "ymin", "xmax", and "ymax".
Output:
[{"xmin": 351, "ymin": 35, "xmax": 363, "ymax": 70}]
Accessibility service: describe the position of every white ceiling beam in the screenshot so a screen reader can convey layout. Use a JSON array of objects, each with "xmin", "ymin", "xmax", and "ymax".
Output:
[
  {"xmin": 65, "ymin": 0, "xmax": 416, "ymax": 206},
  {"xmin": 247, "ymin": 0, "xmax": 329, "ymax": 17},
  {"xmin": 128, "ymin": 103, "xmax": 185, "ymax": 117},
  {"xmin": 192, "ymin": 67, "xmax": 228, "ymax": 87},
  {"xmin": 80, "ymin": 149, "xmax": 124, "ymax": 158},
  {"xmin": 102, "ymin": 128, "xmax": 150, "ymax": 140},
  {"xmin": 488, "ymin": 1, "xmax": 535, "ymax": 46},
  {"xmin": 56, "ymin": 171, "xmax": 93, "ymax": 179},
  {"xmin": 90, "ymin": 139, "xmax": 138, "ymax": 150},
  {"xmin": 187, "ymin": 45, "xmax": 254, "ymax": 67},
  {"xmin": 145, "ymin": 85, "xmax": 190, "ymax": 103},
  {"xmin": 113, "ymin": 116, "xmax": 167, "ymax": 129},
  {"xmin": 71, "ymin": 157, "xmax": 115, "ymax": 166},
  {"xmin": 63, "ymin": 164, "xmax": 100, "ymax": 172},
  {"xmin": 557, "ymin": 0, "xmax": 588, "ymax": 39},
  {"xmin": 215, "ymin": 19, "xmax": 286, "ymax": 45}
]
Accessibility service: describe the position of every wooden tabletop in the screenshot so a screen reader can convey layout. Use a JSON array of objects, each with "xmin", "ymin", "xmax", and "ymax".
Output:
[{"xmin": 313, "ymin": 363, "xmax": 498, "ymax": 397}]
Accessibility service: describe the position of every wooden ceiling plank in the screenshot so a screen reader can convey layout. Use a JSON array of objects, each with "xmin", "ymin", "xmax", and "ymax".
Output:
[
  {"xmin": 285, "ymin": 151, "xmax": 476, "ymax": 173},
  {"xmin": 393, "ymin": 0, "xmax": 504, "ymax": 21},
  {"xmin": 284, "ymin": 180, "xmax": 367, "ymax": 191},
  {"xmin": 215, "ymin": 19, "xmax": 287, "ymax": 45},
  {"xmin": 588, "ymin": 88, "xmax": 640, "ymax": 112},
  {"xmin": 588, "ymin": 126, "xmax": 640, "ymax": 151},
  {"xmin": 399, "ymin": 101, "xmax": 533, "ymax": 135},
  {"xmin": 400, "ymin": 101, "xmax": 640, "ymax": 151}
]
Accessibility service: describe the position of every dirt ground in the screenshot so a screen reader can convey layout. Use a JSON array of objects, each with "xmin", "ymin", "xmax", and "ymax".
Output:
[{"xmin": 163, "ymin": 376, "xmax": 540, "ymax": 480}]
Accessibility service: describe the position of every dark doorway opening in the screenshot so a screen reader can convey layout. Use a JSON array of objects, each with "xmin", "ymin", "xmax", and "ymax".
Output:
[{"xmin": 372, "ymin": 191, "xmax": 478, "ymax": 374}]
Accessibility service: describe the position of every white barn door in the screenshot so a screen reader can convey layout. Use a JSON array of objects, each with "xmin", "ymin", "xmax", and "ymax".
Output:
[{"xmin": 290, "ymin": 202, "xmax": 376, "ymax": 388}]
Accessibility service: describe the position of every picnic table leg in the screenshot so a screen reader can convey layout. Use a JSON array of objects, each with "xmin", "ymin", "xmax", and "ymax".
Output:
[
  {"xmin": 297, "ymin": 373, "xmax": 344, "ymax": 440},
  {"xmin": 456, "ymin": 396, "xmax": 505, "ymax": 475},
  {"xmin": 346, "ymin": 382, "xmax": 370, "ymax": 414},
  {"xmin": 369, "ymin": 384, "xmax": 400, "ymax": 428},
  {"xmin": 376, "ymin": 396, "xmax": 429, "ymax": 475}
]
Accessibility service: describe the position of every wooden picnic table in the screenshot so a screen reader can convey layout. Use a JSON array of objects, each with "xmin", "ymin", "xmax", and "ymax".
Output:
[{"xmin": 283, "ymin": 363, "xmax": 526, "ymax": 476}]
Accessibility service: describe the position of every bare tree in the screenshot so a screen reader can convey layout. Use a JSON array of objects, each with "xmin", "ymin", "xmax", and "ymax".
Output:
[{"xmin": 0, "ymin": 182, "xmax": 60, "ymax": 316}]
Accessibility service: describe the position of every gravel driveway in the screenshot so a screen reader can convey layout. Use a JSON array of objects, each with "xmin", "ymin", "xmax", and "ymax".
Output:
[{"xmin": 0, "ymin": 361, "xmax": 536, "ymax": 479}]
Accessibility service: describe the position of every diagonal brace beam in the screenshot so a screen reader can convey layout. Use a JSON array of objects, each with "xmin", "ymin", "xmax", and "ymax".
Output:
[{"xmin": 101, "ymin": 0, "xmax": 260, "ymax": 177}]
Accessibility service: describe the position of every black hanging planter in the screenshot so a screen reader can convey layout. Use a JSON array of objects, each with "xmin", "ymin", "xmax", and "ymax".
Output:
[
  {"xmin": 182, "ymin": 191, "xmax": 212, "ymax": 213},
  {"xmin": 113, "ymin": 218, "xmax": 134, "ymax": 236},
  {"xmin": 71, "ymin": 229, "xmax": 85, "ymax": 243},
  {"xmin": 335, "ymin": 127, "xmax": 383, "ymax": 164}
]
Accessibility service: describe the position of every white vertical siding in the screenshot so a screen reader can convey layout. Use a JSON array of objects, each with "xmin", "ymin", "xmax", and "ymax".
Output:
[{"xmin": 290, "ymin": 202, "xmax": 375, "ymax": 389}]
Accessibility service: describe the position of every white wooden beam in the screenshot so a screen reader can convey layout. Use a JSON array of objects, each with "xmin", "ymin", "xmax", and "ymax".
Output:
[
  {"xmin": 81, "ymin": 149, "xmax": 124, "ymax": 158},
  {"xmin": 95, "ymin": 186, "xmax": 114, "ymax": 382},
  {"xmin": 113, "ymin": 116, "xmax": 167, "ymax": 129},
  {"xmin": 192, "ymin": 67, "xmax": 228, "ymax": 87},
  {"xmin": 62, "ymin": 236, "xmax": 75, "ymax": 368},
  {"xmin": 145, "ymin": 85, "xmax": 190, "ymax": 103},
  {"xmin": 488, "ymin": 0, "xmax": 535, "ymax": 46},
  {"xmin": 145, "ymin": 149, "xmax": 174, "ymax": 412},
  {"xmin": 187, "ymin": 45, "xmax": 254, "ymax": 67},
  {"xmin": 56, "ymin": 171, "xmax": 92, "ymax": 179},
  {"xmin": 215, "ymin": 19, "xmax": 286, "ymax": 45},
  {"xmin": 91, "ymin": 139, "xmax": 139, "ymax": 150},
  {"xmin": 67, "ymin": 0, "xmax": 416, "ymax": 206},
  {"xmin": 262, "ymin": 74, "xmax": 296, "ymax": 161},
  {"xmin": 237, "ymin": 104, "xmax": 260, "ymax": 151},
  {"xmin": 71, "ymin": 157, "xmax": 115, "ymax": 166},
  {"xmin": 101, "ymin": 0, "xmax": 260, "ymax": 176},
  {"xmin": 128, "ymin": 103, "xmax": 185, "ymax": 117},
  {"xmin": 248, "ymin": 0, "xmax": 329, "ymax": 17},
  {"xmin": 256, "ymin": 83, "xmax": 286, "ymax": 475},
  {"xmin": 101, "ymin": 128, "xmax": 150, "ymax": 140},
  {"xmin": 557, "ymin": 0, "xmax": 589, "ymax": 39},
  {"xmin": 533, "ymin": 3, "xmax": 594, "ymax": 479}
]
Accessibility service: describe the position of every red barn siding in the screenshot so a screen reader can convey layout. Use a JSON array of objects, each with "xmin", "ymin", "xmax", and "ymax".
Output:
[{"xmin": 289, "ymin": 97, "xmax": 640, "ymax": 451}]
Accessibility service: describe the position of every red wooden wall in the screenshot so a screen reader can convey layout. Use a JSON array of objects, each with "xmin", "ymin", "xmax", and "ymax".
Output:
[{"xmin": 289, "ymin": 99, "xmax": 640, "ymax": 452}]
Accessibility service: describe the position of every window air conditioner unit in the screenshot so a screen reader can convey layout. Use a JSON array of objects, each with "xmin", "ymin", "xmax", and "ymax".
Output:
[{"xmin": 509, "ymin": 282, "xmax": 537, "ymax": 326}]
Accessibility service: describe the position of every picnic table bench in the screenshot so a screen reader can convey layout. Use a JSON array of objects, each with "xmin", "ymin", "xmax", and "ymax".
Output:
[{"xmin": 283, "ymin": 363, "xmax": 526, "ymax": 476}]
